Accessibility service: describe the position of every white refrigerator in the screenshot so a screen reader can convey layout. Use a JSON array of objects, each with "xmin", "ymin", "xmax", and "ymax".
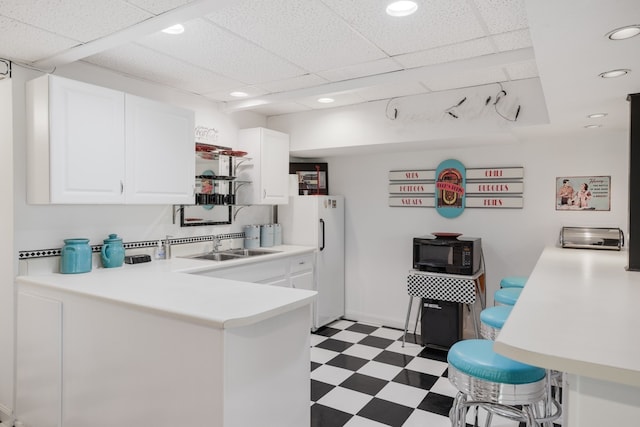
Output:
[{"xmin": 278, "ymin": 195, "xmax": 345, "ymax": 330}]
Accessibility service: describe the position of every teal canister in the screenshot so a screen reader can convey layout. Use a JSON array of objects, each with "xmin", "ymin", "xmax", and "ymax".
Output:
[
  {"xmin": 101, "ymin": 234, "xmax": 125, "ymax": 268},
  {"xmin": 60, "ymin": 238, "xmax": 92, "ymax": 274}
]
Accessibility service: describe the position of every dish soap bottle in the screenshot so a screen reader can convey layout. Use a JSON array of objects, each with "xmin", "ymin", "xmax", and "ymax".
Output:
[{"xmin": 154, "ymin": 239, "xmax": 165, "ymax": 259}]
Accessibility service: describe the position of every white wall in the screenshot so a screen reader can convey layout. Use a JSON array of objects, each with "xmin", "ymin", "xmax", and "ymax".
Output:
[
  {"xmin": 270, "ymin": 111, "xmax": 629, "ymax": 329},
  {"xmin": 12, "ymin": 62, "xmax": 270, "ymax": 251}
]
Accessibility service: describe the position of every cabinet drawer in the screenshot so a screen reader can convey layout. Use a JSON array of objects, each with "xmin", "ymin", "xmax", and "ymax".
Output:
[{"xmin": 290, "ymin": 254, "xmax": 314, "ymax": 274}]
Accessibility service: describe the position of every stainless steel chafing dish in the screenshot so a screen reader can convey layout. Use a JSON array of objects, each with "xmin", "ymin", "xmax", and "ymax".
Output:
[{"xmin": 559, "ymin": 227, "xmax": 624, "ymax": 251}]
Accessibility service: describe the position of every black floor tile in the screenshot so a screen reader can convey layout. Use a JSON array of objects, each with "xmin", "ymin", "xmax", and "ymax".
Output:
[
  {"xmin": 358, "ymin": 335, "xmax": 394, "ymax": 349},
  {"xmin": 357, "ymin": 397, "xmax": 414, "ymax": 427},
  {"xmin": 315, "ymin": 338, "xmax": 354, "ymax": 353},
  {"xmin": 311, "ymin": 404, "xmax": 353, "ymax": 427},
  {"xmin": 339, "ymin": 373, "xmax": 388, "ymax": 396},
  {"xmin": 346, "ymin": 323, "xmax": 379, "ymax": 334},
  {"xmin": 417, "ymin": 392, "xmax": 455, "ymax": 417},
  {"xmin": 311, "ymin": 379, "xmax": 335, "ymax": 402},
  {"xmin": 311, "ymin": 361, "xmax": 322, "ymax": 371},
  {"xmin": 373, "ymin": 350, "xmax": 413, "ymax": 367},
  {"xmin": 392, "ymin": 368, "xmax": 439, "ymax": 389},
  {"xmin": 417, "ymin": 346, "xmax": 449, "ymax": 362},
  {"xmin": 314, "ymin": 326, "xmax": 341, "ymax": 337},
  {"xmin": 326, "ymin": 353, "xmax": 369, "ymax": 371}
]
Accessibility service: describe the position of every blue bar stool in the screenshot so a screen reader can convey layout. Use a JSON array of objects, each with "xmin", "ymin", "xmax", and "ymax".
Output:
[
  {"xmin": 480, "ymin": 305, "xmax": 512, "ymax": 340},
  {"xmin": 448, "ymin": 339, "xmax": 561, "ymax": 427},
  {"xmin": 500, "ymin": 276, "xmax": 527, "ymax": 289},
  {"xmin": 494, "ymin": 287, "xmax": 522, "ymax": 306}
]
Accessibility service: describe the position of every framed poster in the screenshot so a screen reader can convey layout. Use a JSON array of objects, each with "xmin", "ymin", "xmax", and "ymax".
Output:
[
  {"xmin": 289, "ymin": 162, "xmax": 329, "ymax": 195},
  {"xmin": 555, "ymin": 176, "xmax": 611, "ymax": 211}
]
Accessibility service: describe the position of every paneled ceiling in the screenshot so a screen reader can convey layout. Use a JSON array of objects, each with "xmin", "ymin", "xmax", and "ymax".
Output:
[{"xmin": 1, "ymin": 0, "xmax": 639, "ymax": 136}]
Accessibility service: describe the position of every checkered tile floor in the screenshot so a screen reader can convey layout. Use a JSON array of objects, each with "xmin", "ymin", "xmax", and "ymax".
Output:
[{"xmin": 310, "ymin": 319, "xmax": 560, "ymax": 427}]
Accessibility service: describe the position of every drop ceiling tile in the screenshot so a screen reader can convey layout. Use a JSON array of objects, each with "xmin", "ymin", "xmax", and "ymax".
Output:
[
  {"xmin": 205, "ymin": 0, "xmax": 386, "ymax": 72},
  {"xmin": 259, "ymin": 74, "xmax": 329, "ymax": 94},
  {"xmin": 471, "ymin": 0, "xmax": 529, "ymax": 34},
  {"xmin": 125, "ymin": 0, "xmax": 194, "ymax": 15},
  {"xmin": 297, "ymin": 93, "xmax": 366, "ymax": 109},
  {"xmin": 504, "ymin": 60, "xmax": 538, "ymax": 80},
  {"xmin": 0, "ymin": 0, "xmax": 153, "ymax": 42},
  {"xmin": 321, "ymin": 0, "xmax": 485, "ymax": 56},
  {"xmin": 424, "ymin": 67, "xmax": 508, "ymax": 91},
  {"xmin": 84, "ymin": 43, "xmax": 243, "ymax": 94},
  {"xmin": 204, "ymin": 86, "xmax": 270, "ymax": 102},
  {"xmin": 394, "ymin": 38, "xmax": 495, "ymax": 69},
  {"xmin": 355, "ymin": 81, "xmax": 429, "ymax": 102},
  {"xmin": 316, "ymin": 58, "xmax": 403, "ymax": 82},
  {"xmin": 0, "ymin": 16, "xmax": 80, "ymax": 63},
  {"xmin": 138, "ymin": 18, "xmax": 305, "ymax": 84},
  {"xmin": 492, "ymin": 29, "xmax": 532, "ymax": 51}
]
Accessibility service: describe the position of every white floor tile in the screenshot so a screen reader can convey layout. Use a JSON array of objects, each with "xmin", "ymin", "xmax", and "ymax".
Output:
[
  {"xmin": 316, "ymin": 386, "xmax": 373, "ymax": 415},
  {"xmin": 311, "ymin": 346, "xmax": 340, "ymax": 364},
  {"xmin": 332, "ymin": 329, "xmax": 369, "ymax": 343},
  {"xmin": 329, "ymin": 319, "xmax": 356, "ymax": 330},
  {"xmin": 376, "ymin": 382, "xmax": 429, "ymax": 408},
  {"xmin": 342, "ymin": 343, "xmax": 384, "ymax": 360},
  {"xmin": 401, "ymin": 409, "xmax": 451, "ymax": 427},
  {"xmin": 370, "ymin": 327, "xmax": 404, "ymax": 340},
  {"xmin": 385, "ymin": 340, "xmax": 424, "ymax": 357},
  {"xmin": 311, "ymin": 364, "xmax": 355, "ymax": 386},
  {"xmin": 404, "ymin": 357, "xmax": 448, "ymax": 376},
  {"xmin": 344, "ymin": 415, "xmax": 389, "ymax": 426},
  {"xmin": 428, "ymin": 376, "xmax": 458, "ymax": 398},
  {"xmin": 465, "ymin": 407, "xmax": 520, "ymax": 427},
  {"xmin": 357, "ymin": 360, "xmax": 404, "ymax": 381}
]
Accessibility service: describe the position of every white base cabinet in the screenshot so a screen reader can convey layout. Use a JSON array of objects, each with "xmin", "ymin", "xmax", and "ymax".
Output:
[
  {"xmin": 16, "ymin": 284, "xmax": 310, "ymax": 427},
  {"xmin": 237, "ymin": 127, "xmax": 290, "ymax": 205},
  {"xmin": 26, "ymin": 75, "xmax": 195, "ymax": 204}
]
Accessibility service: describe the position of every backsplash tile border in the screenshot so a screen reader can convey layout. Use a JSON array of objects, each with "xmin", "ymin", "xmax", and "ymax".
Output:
[{"xmin": 18, "ymin": 233, "xmax": 244, "ymax": 260}]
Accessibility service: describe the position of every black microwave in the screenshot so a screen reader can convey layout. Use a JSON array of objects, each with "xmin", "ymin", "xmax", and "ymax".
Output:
[{"xmin": 413, "ymin": 235, "xmax": 481, "ymax": 275}]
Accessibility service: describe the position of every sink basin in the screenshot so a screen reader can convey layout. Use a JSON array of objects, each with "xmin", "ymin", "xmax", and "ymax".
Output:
[{"xmin": 186, "ymin": 248, "xmax": 281, "ymax": 261}]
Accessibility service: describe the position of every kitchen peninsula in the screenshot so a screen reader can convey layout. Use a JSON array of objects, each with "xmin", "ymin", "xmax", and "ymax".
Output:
[
  {"xmin": 494, "ymin": 246, "xmax": 640, "ymax": 426},
  {"xmin": 15, "ymin": 246, "xmax": 316, "ymax": 427}
]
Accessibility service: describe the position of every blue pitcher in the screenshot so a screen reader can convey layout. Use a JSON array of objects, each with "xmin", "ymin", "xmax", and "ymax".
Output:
[
  {"xmin": 60, "ymin": 238, "xmax": 92, "ymax": 274},
  {"xmin": 101, "ymin": 234, "xmax": 125, "ymax": 268}
]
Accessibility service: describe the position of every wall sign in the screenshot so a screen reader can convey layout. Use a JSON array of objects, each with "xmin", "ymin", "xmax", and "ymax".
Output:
[
  {"xmin": 388, "ymin": 164, "xmax": 524, "ymax": 214},
  {"xmin": 555, "ymin": 176, "xmax": 610, "ymax": 211},
  {"xmin": 435, "ymin": 159, "xmax": 466, "ymax": 218}
]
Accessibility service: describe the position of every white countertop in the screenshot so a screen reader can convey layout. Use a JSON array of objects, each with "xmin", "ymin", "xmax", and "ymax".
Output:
[
  {"xmin": 494, "ymin": 246, "xmax": 640, "ymax": 387},
  {"xmin": 17, "ymin": 245, "xmax": 317, "ymax": 329}
]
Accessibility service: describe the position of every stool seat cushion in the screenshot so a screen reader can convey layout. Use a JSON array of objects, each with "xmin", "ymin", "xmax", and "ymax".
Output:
[
  {"xmin": 494, "ymin": 287, "xmax": 522, "ymax": 305},
  {"xmin": 500, "ymin": 276, "xmax": 528, "ymax": 289},
  {"xmin": 480, "ymin": 305, "xmax": 513, "ymax": 329},
  {"xmin": 448, "ymin": 339, "xmax": 546, "ymax": 385}
]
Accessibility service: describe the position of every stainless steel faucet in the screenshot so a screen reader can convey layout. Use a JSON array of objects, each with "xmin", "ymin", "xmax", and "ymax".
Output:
[
  {"xmin": 164, "ymin": 235, "xmax": 173, "ymax": 259},
  {"xmin": 212, "ymin": 236, "xmax": 222, "ymax": 253}
]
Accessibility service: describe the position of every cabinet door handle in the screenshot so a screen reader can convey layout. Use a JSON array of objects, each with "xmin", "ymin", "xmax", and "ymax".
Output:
[
  {"xmin": 263, "ymin": 189, "xmax": 266, "ymax": 199},
  {"xmin": 120, "ymin": 181, "xmax": 124, "ymax": 194},
  {"xmin": 320, "ymin": 219, "xmax": 325, "ymax": 251}
]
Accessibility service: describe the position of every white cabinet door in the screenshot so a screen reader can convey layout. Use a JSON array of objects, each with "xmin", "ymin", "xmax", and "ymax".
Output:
[
  {"xmin": 125, "ymin": 95, "xmax": 195, "ymax": 204},
  {"xmin": 238, "ymin": 127, "xmax": 289, "ymax": 205},
  {"xmin": 28, "ymin": 75, "xmax": 126, "ymax": 204}
]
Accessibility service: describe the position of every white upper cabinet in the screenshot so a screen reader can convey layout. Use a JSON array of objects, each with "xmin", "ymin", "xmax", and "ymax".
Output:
[
  {"xmin": 26, "ymin": 75, "xmax": 195, "ymax": 204},
  {"xmin": 237, "ymin": 127, "xmax": 290, "ymax": 205}
]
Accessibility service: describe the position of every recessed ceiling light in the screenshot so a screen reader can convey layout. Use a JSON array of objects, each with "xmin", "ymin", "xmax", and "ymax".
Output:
[
  {"xmin": 162, "ymin": 24, "xmax": 184, "ymax": 35},
  {"xmin": 584, "ymin": 124, "xmax": 602, "ymax": 129},
  {"xmin": 606, "ymin": 25, "xmax": 640, "ymax": 40},
  {"xmin": 386, "ymin": 1, "xmax": 418, "ymax": 17},
  {"xmin": 317, "ymin": 98, "xmax": 335, "ymax": 104},
  {"xmin": 599, "ymin": 69, "xmax": 631, "ymax": 78},
  {"xmin": 230, "ymin": 91, "xmax": 248, "ymax": 98},
  {"xmin": 587, "ymin": 113, "xmax": 608, "ymax": 119}
]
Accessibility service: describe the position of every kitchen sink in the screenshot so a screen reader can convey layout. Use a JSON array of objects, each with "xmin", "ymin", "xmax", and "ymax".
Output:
[{"xmin": 186, "ymin": 248, "xmax": 281, "ymax": 261}]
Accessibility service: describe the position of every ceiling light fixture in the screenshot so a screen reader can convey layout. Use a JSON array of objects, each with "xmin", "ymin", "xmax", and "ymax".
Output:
[
  {"xmin": 587, "ymin": 113, "xmax": 607, "ymax": 119},
  {"xmin": 606, "ymin": 25, "xmax": 640, "ymax": 40},
  {"xmin": 317, "ymin": 97, "xmax": 335, "ymax": 104},
  {"xmin": 230, "ymin": 91, "xmax": 248, "ymax": 98},
  {"xmin": 386, "ymin": 1, "xmax": 418, "ymax": 17},
  {"xmin": 162, "ymin": 24, "xmax": 184, "ymax": 35},
  {"xmin": 584, "ymin": 124, "xmax": 602, "ymax": 129},
  {"xmin": 599, "ymin": 69, "xmax": 631, "ymax": 78}
]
